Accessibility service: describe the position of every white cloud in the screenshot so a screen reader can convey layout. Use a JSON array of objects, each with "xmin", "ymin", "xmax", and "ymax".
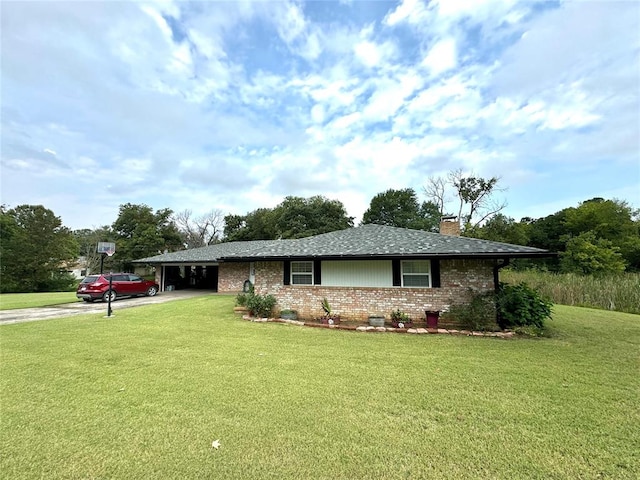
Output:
[
  {"xmin": 1, "ymin": 0, "xmax": 637, "ymax": 232},
  {"xmin": 384, "ymin": 0, "xmax": 430, "ymax": 26},
  {"xmin": 422, "ymin": 38, "xmax": 457, "ymax": 76}
]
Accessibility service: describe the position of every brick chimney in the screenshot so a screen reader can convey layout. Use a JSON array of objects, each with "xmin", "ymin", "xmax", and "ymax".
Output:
[{"xmin": 439, "ymin": 216, "xmax": 460, "ymax": 236}]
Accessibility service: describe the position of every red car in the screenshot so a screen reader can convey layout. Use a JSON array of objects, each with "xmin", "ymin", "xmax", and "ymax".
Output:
[{"xmin": 76, "ymin": 273, "xmax": 159, "ymax": 303}]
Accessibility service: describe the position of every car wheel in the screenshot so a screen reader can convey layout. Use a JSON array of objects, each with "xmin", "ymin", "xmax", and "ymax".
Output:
[
  {"xmin": 102, "ymin": 290, "xmax": 116, "ymax": 303},
  {"xmin": 146, "ymin": 286, "xmax": 158, "ymax": 297}
]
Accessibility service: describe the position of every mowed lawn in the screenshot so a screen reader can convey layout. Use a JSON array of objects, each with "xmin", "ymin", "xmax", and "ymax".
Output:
[
  {"xmin": 1, "ymin": 296, "xmax": 638, "ymax": 479},
  {"xmin": 0, "ymin": 292, "xmax": 79, "ymax": 310}
]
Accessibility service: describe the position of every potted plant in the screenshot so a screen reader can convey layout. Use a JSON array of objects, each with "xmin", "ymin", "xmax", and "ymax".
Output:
[
  {"xmin": 390, "ymin": 309, "xmax": 413, "ymax": 328},
  {"xmin": 317, "ymin": 297, "xmax": 341, "ymax": 325},
  {"xmin": 368, "ymin": 313, "xmax": 386, "ymax": 327},
  {"xmin": 280, "ymin": 309, "xmax": 298, "ymax": 320}
]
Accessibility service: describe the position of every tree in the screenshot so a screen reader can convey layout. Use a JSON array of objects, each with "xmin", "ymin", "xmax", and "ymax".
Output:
[
  {"xmin": 361, "ymin": 188, "xmax": 440, "ymax": 231},
  {"xmin": 0, "ymin": 205, "xmax": 78, "ymax": 292},
  {"xmin": 112, "ymin": 203, "xmax": 183, "ymax": 271},
  {"xmin": 274, "ymin": 196, "xmax": 354, "ymax": 239},
  {"xmin": 223, "ymin": 196, "xmax": 354, "ymax": 241},
  {"xmin": 223, "ymin": 208, "xmax": 279, "ymax": 241},
  {"xmin": 73, "ymin": 226, "xmax": 115, "ymax": 275},
  {"xmin": 560, "ymin": 232, "xmax": 627, "ymax": 275},
  {"xmin": 174, "ymin": 209, "xmax": 224, "ymax": 248},
  {"xmin": 475, "ymin": 214, "xmax": 529, "ymax": 245},
  {"xmin": 423, "ymin": 169, "xmax": 506, "ymax": 234},
  {"xmin": 563, "ymin": 198, "xmax": 639, "ymax": 271},
  {"xmin": 526, "ymin": 198, "xmax": 640, "ymax": 272}
]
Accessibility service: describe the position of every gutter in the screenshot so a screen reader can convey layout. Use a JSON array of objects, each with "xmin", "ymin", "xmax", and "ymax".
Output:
[{"xmin": 493, "ymin": 258, "xmax": 511, "ymax": 292}]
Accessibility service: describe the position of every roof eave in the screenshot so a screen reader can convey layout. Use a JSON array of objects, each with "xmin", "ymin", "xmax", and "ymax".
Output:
[{"xmin": 219, "ymin": 251, "xmax": 556, "ymax": 262}]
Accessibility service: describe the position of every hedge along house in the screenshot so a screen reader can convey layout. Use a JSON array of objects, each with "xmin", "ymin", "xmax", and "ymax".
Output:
[{"xmin": 216, "ymin": 223, "xmax": 553, "ymax": 323}]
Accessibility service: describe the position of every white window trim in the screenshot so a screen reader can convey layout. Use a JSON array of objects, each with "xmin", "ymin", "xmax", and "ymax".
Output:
[
  {"xmin": 401, "ymin": 260, "xmax": 431, "ymax": 288},
  {"xmin": 291, "ymin": 261, "xmax": 314, "ymax": 285}
]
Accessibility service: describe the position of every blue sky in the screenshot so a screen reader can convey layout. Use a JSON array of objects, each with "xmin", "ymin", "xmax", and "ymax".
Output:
[{"xmin": 2, "ymin": 0, "xmax": 639, "ymax": 231}]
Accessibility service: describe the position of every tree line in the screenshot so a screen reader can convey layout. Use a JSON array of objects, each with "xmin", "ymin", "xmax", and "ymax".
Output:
[{"xmin": 1, "ymin": 171, "xmax": 638, "ymax": 292}]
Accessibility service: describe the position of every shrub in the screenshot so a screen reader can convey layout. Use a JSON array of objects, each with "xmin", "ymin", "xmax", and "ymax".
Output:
[
  {"xmin": 390, "ymin": 309, "xmax": 410, "ymax": 323},
  {"xmin": 246, "ymin": 292, "xmax": 277, "ymax": 318},
  {"xmin": 235, "ymin": 283, "xmax": 254, "ymax": 307},
  {"xmin": 496, "ymin": 282, "xmax": 553, "ymax": 330},
  {"xmin": 441, "ymin": 289, "xmax": 497, "ymax": 331}
]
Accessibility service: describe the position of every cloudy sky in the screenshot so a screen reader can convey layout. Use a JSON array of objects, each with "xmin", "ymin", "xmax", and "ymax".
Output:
[{"xmin": 2, "ymin": 0, "xmax": 639, "ymax": 231}]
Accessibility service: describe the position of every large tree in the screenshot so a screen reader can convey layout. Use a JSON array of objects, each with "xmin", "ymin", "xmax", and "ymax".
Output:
[
  {"xmin": 361, "ymin": 188, "xmax": 440, "ymax": 231},
  {"xmin": 173, "ymin": 209, "xmax": 224, "ymax": 248},
  {"xmin": 274, "ymin": 195, "xmax": 354, "ymax": 239},
  {"xmin": 475, "ymin": 213, "xmax": 529, "ymax": 246},
  {"xmin": 423, "ymin": 169, "xmax": 506, "ymax": 234},
  {"xmin": 223, "ymin": 196, "xmax": 354, "ymax": 241},
  {"xmin": 0, "ymin": 205, "xmax": 78, "ymax": 292},
  {"xmin": 527, "ymin": 198, "xmax": 640, "ymax": 272},
  {"xmin": 112, "ymin": 203, "xmax": 183, "ymax": 271},
  {"xmin": 560, "ymin": 232, "xmax": 627, "ymax": 275},
  {"xmin": 223, "ymin": 208, "xmax": 279, "ymax": 242},
  {"xmin": 73, "ymin": 226, "xmax": 115, "ymax": 275}
]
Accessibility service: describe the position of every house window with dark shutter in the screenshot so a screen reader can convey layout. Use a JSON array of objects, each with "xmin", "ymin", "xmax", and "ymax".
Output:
[
  {"xmin": 291, "ymin": 261, "xmax": 313, "ymax": 285},
  {"xmin": 401, "ymin": 260, "xmax": 431, "ymax": 287}
]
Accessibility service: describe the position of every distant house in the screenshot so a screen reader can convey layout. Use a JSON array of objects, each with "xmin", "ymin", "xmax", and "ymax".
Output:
[{"xmin": 134, "ymin": 222, "xmax": 553, "ymax": 323}]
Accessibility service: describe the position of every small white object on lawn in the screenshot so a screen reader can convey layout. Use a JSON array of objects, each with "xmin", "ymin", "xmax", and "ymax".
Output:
[{"xmin": 211, "ymin": 439, "xmax": 221, "ymax": 449}]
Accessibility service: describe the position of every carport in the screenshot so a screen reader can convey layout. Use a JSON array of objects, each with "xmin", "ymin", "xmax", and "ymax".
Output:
[{"xmin": 132, "ymin": 240, "xmax": 271, "ymax": 293}]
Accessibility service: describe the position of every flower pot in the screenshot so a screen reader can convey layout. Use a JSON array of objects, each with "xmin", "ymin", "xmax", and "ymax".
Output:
[
  {"xmin": 321, "ymin": 316, "xmax": 341, "ymax": 325},
  {"xmin": 391, "ymin": 321, "xmax": 414, "ymax": 329},
  {"xmin": 280, "ymin": 311, "xmax": 298, "ymax": 320},
  {"xmin": 368, "ymin": 316, "xmax": 385, "ymax": 327}
]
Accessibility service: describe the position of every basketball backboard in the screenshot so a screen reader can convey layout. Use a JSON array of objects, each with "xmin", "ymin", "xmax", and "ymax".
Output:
[{"xmin": 97, "ymin": 242, "xmax": 116, "ymax": 256}]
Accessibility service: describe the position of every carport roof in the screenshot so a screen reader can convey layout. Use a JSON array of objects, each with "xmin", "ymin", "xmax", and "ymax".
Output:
[
  {"xmin": 133, "ymin": 224, "xmax": 553, "ymax": 264},
  {"xmin": 132, "ymin": 240, "xmax": 279, "ymax": 264}
]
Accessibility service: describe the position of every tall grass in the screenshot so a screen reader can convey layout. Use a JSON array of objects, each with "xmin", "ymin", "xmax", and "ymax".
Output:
[{"xmin": 501, "ymin": 270, "xmax": 640, "ymax": 314}]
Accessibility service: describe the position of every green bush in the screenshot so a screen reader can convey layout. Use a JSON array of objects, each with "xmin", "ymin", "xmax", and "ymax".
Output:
[
  {"xmin": 246, "ymin": 292, "xmax": 277, "ymax": 318},
  {"xmin": 496, "ymin": 282, "xmax": 553, "ymax": 330},
  {"xmin": 441, "ymin": 289, "xmax": 498, "ymax": 331}
]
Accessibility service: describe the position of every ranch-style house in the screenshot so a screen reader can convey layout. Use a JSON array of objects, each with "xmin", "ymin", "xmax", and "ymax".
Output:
[{"xmin": 134, "ymin": 221, "xmax": 553, "ymax": 323}]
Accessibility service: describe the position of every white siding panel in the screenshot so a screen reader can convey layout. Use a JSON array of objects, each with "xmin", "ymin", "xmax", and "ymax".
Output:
[{"xmin": 322, "ymin": 260, "xmax": 393, "ymax": 287}]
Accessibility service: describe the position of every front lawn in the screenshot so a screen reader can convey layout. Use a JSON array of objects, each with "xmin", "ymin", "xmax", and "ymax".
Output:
[
  {"xmin": 1, "ymin": 296, "xmax": 638, "ymax": 479},
  {"xmin": 0, "ymin": 292, "xmax": 79, "ymax": 310}
]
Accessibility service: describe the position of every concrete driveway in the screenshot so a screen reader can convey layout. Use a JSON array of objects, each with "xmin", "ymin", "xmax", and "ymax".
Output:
[{"xmin": 0, "ymin": 290, "xmax": 214, "ymax": 325}]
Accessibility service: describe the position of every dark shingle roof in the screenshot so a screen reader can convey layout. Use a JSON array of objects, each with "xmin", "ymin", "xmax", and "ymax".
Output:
[
  {"xmin": 132, "ymin": 240, "xmax": 278, "ymax": 264},
  {"xmin": 220, "ymin": 224, "xmax": 552, "ymax": 261},
  {"xmin": 133, "ymin": 225, "xmax": 553, "ymax": 264}
]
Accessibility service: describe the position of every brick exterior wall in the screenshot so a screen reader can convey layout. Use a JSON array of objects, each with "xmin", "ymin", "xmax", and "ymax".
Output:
[
  {"xmin": 218, "ymin": 263, "xmax": 251, "ymax": 292},
  {"xmin": 251, "ymin": 259, "xmax": 495, "ymax": 323}
]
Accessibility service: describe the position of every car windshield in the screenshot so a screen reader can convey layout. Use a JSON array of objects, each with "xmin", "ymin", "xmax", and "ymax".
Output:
[{"xmin": 81, "ymin": 276, "xmax": 99, "ymax": 284}]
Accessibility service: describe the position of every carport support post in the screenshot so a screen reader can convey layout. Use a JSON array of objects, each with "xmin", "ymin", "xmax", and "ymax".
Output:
[{"xmin": 107, "ymin": 274, "xmax": 113, "ymax": 317}]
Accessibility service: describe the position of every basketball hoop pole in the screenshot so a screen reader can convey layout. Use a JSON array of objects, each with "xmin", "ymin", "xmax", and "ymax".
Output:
[
  {"xmin": 107, "ymin": 273, "xmax": 113, "ymax": 317},
  {"xmin": 100, "ymin": 253, "xmax": 105, "ymax": 274}
]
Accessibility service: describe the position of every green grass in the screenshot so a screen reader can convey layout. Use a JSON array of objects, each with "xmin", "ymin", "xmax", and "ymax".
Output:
[
  {"xmin": 501, "ymin": 270, "xmax": 640, "ymax": 314},
  {"xmin": 0, "ymin": 292, "xmax": 79, "ymax": 310},
  {"xmin": 1, "ymin": 296, "xmax": 638, "ymax": 479}
]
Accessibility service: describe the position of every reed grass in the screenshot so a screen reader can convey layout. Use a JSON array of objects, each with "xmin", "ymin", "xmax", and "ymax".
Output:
[{"xmin": 501, "ymin": 270, "xmax": 640, "ymax": 314}]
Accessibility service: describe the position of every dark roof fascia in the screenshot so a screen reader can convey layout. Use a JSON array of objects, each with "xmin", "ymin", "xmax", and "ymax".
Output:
[{"xmin": 219, "ymin": 252, "xmax": 557, "ymax": 262}]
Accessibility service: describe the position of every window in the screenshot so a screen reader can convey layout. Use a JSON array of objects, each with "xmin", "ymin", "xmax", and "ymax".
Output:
[
  {"xmin": 291, "ymin": 261, "xmax": 313, "ymax": 285},
  {"xmin": 401, "ymin": 260, "xmax": 431, "ymax": 287}
]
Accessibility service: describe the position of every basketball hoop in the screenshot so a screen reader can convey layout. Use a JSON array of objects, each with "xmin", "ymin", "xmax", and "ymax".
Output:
[{"xmin": 97, "ymin": 242, "xmax": 116, "ymax": 274}]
